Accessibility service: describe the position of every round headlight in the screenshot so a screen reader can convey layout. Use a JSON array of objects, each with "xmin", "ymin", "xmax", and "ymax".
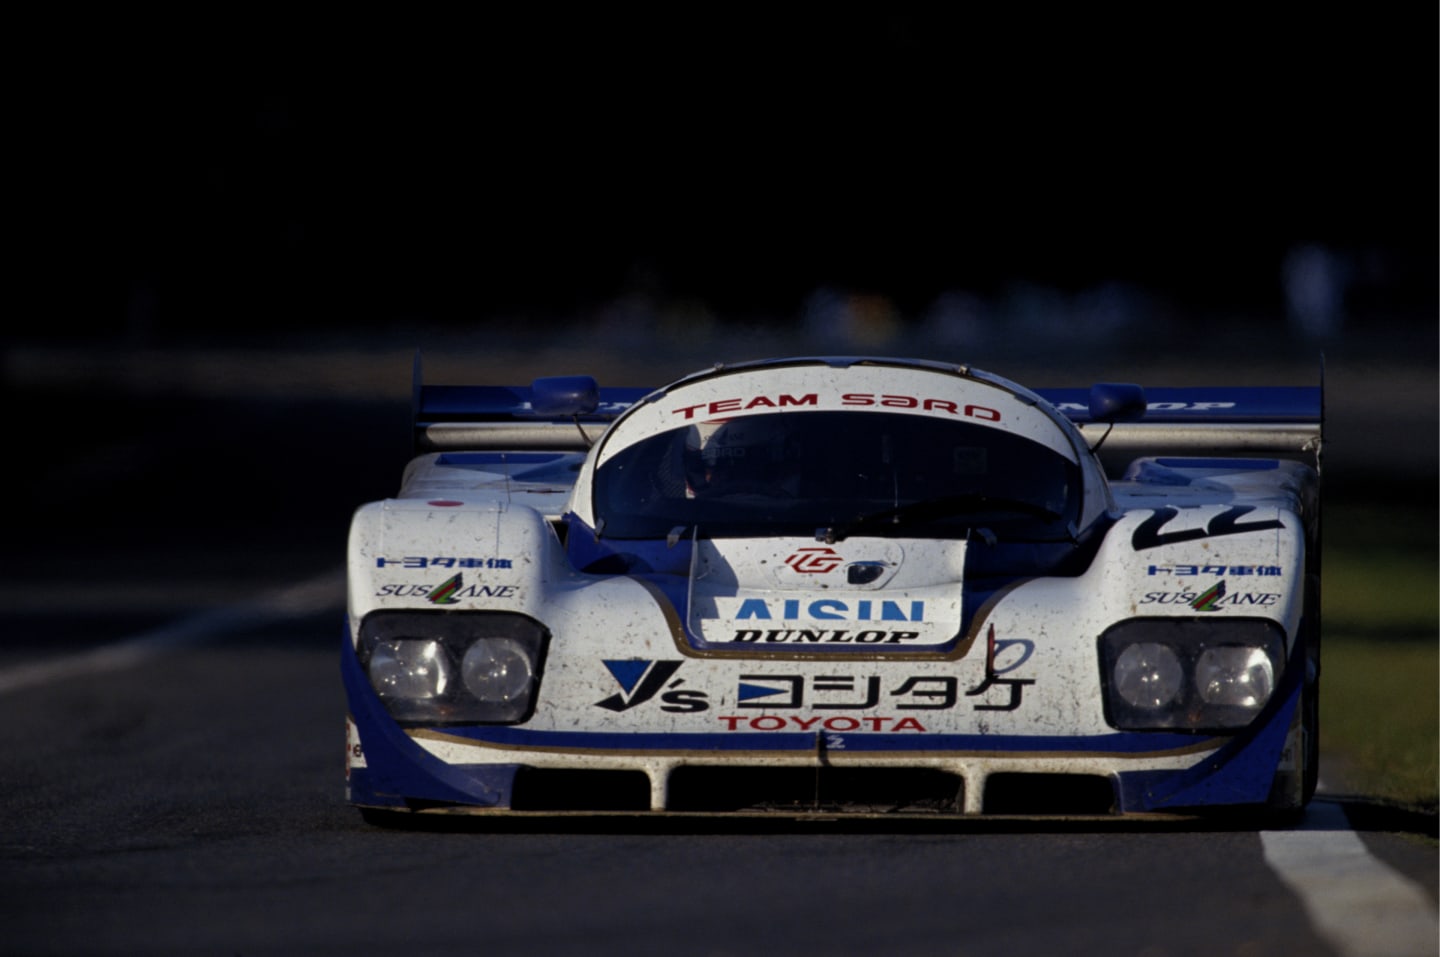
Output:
[
  {"xmin": 1196, "ymin": 645, "xmax": 1275, "ymax": 708},
  {"xmin": 461, "ymin": 638, "xmax": 535, "ymax": 703},
  {"xmin": 368, "ymin": 638, "xmax": 451, "ymax": 700},
  {"xmin": 1113, "ymin": 642, "xmax": 1184, "ymax": 709}
]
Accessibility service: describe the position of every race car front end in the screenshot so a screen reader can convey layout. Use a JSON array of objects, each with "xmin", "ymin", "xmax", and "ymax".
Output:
[
  {"xmin": 341, "ymin": 505, "xmax": 1314, "ymax": 819},
  {"xmin": 342, "ymin": 357, "xmax": 1321, "ymax": 821}
]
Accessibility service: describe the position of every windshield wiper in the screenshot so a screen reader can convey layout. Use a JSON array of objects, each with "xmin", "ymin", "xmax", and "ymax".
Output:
[{"xmin": 819, "ymin": 493, "xmax": 1063, "ymax": 544}]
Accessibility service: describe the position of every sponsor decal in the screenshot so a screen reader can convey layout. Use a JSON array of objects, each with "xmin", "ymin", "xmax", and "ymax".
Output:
[
  {"xmin": 1138, "ymin": 580, "xmax": 1280, "ymax": 610},
  {"xmin": 717, "ymin": 715, "xmax": 928, "ymax": 733},
  {"xmin": 733, "ymin": 598, "xmax": 925, "ymax": 621},
  {"xmin": 1131, "ymin": 505, "xmax": 1286, "ymax": 551},
  {"xmin": 737, "ymin": 674, "xmax": 959, "ymax": 709},
  {"xmin": 668, "ymin": 393, "xmax": 1002, "ymax": 422},
  {"xmin": 689, "ymin": 534, "xmax": 935, "ymax": 647},
  {"xmin": 672, "ymin": 394, "xmax": 819, "ymax": 420},
  {"xmin": 373, "ymin": 579, "xmax": 520, "ymax": 601},
  {"xmin": 1053, "ymin": 401, "xmax": 1238, "ymax": 413},
  {"xmin": 1147, "ymin": 564, "xmax": 1284, "ymax": 577},
  {"xmin": 841, "ymin": 393, "xmax": 1001, "ymax": 421},
  {"xmin": 964, "ymin": 624, "xmax": 1035, "ymax": 712},
  {"xmin": 428, "ymin": 573, "xmax": 464, "ymax": 605},
  {"xmin": 731, "ymin": 629, "xmax": 1034, "ymax": 713},
  {"xmin": 723, "ymin": 596, "xmax": 928, "ymax": 644},
  {"xmin": 739, "ymin": 675, "xmax": 874, "ymax": 709},
  {"xmin": 730, "ymin": 629, "xmax": 920, "ymax": 644},
  {"xmin": 593, "ymin": 629, "xmax": 1039, "ymax": 724},
  {"xmin": 595, "ymin": 660, "xmax": 709, "ymax": 713},
  {"xmin": 1190, "ymin": 580, "xmax": 1226, "ymax": 612},
  {"xmin": 375, "ymin": 556, "xmax": 514, "ymax": 570},
  {"xmin": 784, "ymin": 547, "xmax": 844, "ymax": 574}
]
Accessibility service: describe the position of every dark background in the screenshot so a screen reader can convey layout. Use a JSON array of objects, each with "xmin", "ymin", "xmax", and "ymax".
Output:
[
  {"xmin": 24, "ymin": 8, "xmax": 1437, "ymax": 346},
  {"xmin": 2, "ymin": 24, "xmax": 1434, "ymax": 954}
]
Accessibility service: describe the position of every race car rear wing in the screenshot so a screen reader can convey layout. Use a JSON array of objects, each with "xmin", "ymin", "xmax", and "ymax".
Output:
[
  {"xmin": 414, "ymin": 377, "xmax": 647, "ymax": 452},
  {"xmin": 1042, "ymin": 384, "xmax": 1323, "ymax": 474},
  {"xmin": 411, "ymin": 360, "xmax": 1323, "ymax": 475}
]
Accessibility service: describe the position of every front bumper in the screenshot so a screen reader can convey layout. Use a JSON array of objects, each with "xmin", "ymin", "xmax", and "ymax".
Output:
[{"xmin": 342, "ymin": 632, "xmax": 1304, "ymax": 817}]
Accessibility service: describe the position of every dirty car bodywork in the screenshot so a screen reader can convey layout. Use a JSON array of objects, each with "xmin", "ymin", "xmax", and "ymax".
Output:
[{"xmin": 343, "ymin": 357, "xmax": 1322, "ymax": 819}]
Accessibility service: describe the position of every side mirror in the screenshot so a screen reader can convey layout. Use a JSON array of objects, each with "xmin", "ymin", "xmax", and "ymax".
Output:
[
  {"xmin": 1088, "ymin": 383, "xmax": 1146, "ymax": 422},
  {"xmin": 530, "ymin": 376, "xmax": 600, "ymax": 416}
]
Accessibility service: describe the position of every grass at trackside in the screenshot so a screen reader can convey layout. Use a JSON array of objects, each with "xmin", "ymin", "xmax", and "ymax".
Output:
[
  {"xmin": 1320, "ymin": 496, "xmax": 1437, "ymax": 812},
  {"xmin": 1323, "ymin": 552, "xmax": 1437, "ymax": 634},
  {"xmin": 1322, "ymin": 637, "xmax": 1437, "ymax": 810},
  {"xmin": 1323, "ymin": 496, "xmax": 1438, "ymax": 634}
]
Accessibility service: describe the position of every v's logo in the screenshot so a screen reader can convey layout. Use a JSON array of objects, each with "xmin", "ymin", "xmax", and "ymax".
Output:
[{"xmin": 595, "ymin": 660, "xmax": 684, "ymax": 712}]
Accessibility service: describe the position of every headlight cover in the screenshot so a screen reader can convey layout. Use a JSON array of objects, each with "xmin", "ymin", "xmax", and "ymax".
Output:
[
  {"xmin": 1099, "ymin": 618, "xmax": 1285, "ymax": 731},
  {"xmin": 357, "ymin": 611, "xmax": 548, "ymax": 725}
]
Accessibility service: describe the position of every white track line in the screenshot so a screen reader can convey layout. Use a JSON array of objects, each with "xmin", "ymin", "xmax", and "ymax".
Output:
[
  {"xmin": 1262, "ymin": 798, "xmax": 1438, "ymax": 957},
  {"xmin": 0, "ymin": 570, "xmax": 343, "ymax": 696}
]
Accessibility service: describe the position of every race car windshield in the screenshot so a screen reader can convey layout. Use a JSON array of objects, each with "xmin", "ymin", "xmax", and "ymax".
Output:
[{"xmin": 592, "ymin": 411, "xmax": 1080, "ymax": 541}]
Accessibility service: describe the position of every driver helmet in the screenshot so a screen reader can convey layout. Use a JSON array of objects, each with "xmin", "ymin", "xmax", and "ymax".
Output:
[{"xmin": 683, "ymin": 415, "xmax": 800, "ymax": 497}]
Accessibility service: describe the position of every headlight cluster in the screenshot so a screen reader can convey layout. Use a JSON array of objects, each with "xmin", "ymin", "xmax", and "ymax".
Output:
[
  {"xmin": 357, "ymin": 611, "xmax": 548, "ymax": 725},
  {"xmin": 1098, "ymin": 618, "xmax": 1285, "ymax": 731}
]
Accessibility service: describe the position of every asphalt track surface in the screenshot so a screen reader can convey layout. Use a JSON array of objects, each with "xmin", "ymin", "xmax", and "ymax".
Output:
[{"xmin": 1, "ymin": 345, "xmax": 1435, "ymax": 956}]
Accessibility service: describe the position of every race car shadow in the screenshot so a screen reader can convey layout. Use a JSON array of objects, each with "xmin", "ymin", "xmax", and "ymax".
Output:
[
  {"xmin": 1311, "ymin": 793, "xmax": 1438, "ymax": 839},
  {"xmin": 352, "ymin": 794, "xmax": 1436, "ymax": 837}
]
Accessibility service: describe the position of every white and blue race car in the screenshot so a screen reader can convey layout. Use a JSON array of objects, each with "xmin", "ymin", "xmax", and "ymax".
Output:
[{"xmin": 343, "ymin": 356, "xmax": 1322, "ymax": 820}]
